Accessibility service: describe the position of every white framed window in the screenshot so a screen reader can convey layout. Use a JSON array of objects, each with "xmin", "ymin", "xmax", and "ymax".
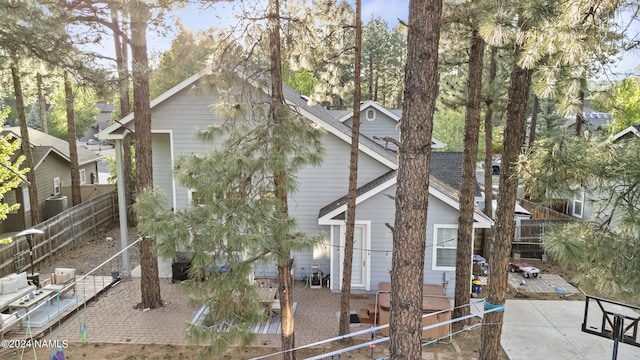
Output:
[
  {"xmin": 79, "ymin": 169, "xmax": 86, "ymax": 184},
  {"xmin": 572, "ymin": 191, "xmax": 584, "ymax": 219},
  {"xmin": 365, "ymin": 108, "xmax": 376, "ymax": 121},
  {"xmin": 187, "ymin": 189, "xmax": 206, "ymax": 206},
  {"xmin": 433, "ymin": 225, "xmax": 458, "ymax": 270},
  {"xmin": 53, "ymin": 177, "xmax": 61, "ymax": 195}
]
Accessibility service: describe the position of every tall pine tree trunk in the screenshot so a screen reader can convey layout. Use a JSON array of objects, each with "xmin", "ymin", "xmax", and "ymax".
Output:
[
  {"xmin": 528, "ymin": 96, "xmax": 539, "ymax": 150},
  {"xmin": 131, "ymin": 0, "xmax": 161, "ymax": 310},
  {"xmin": 268, "ymin": 1, "xmax": 295, "ymax": 358},
  {"xmin": 390, "ymin": 0, "xmax": 442, "ymax": 358},
  {"xmin": 12, "ymin": 65, "xmax": 40, "ymax": 226},
  {"xmin": 575, "ymin": 76, "xmax": 585, "ymax": 137},
  {"xmin": 37, "ymin": 72, "xmax": 47, "ymax": 134},
  {"xmin": 479, "ymin": 19, "xmax": 533, "ymax": 360},
  {"xmin": 339, "ymin": 0, "xmax": 362, "ymax": 337},
  {"xmin": 64, "ymin": 72, "xmax": 82, "ymax": 206},
  {"xmin": 111, "ymin": 3, "xmax": 135, "ymax": 225},
  {"xmin": 453, "ymin": 22, "xmax": 484, "ymax": 331},
  {"xmin": 482, "ymin": 46, "xmax": 498, "ymax": 257}
]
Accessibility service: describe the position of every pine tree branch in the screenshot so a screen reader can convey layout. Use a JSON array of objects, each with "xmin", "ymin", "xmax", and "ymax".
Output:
[
  {"xmin": 385, "ymin": 223, "xmax": 394, "ymax": 232},
  {"xmin": 373, "ymin": 135, "xmax": 401, "ymax": 148}
]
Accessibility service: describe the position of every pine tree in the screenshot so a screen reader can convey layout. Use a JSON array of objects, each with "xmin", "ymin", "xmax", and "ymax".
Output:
[
  {"xmin": 136, "ymin": 1, "xmax": 324, "ymax": 357},
  {"xmin": 522, "ymin": 132, "xmax": 640, "ymax": 299},
  {"xmin": 339, "ymin": 0, "xmax": 361, "ymax": 337},
  {"xmin": 389, "ymin": 0, "xmax": 443, "ymax": 358},
  {"xmin": 130, "ymin": 0, "xmax": 162, "ymax": 310},
  {"xmin": 453, "ymin": 0, "xmax": 485, "ymax": 331}
]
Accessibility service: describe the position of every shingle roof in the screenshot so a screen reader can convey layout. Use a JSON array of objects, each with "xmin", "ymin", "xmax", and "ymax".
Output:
[
  {"xmin": 430, "ymin": 152, "xmax": 482, "ymax": 197},
  {"xmin": 2, "ymin": 127, "xmax": 100, "ymax": 166},
  {"xmin": 318, "ymin": 152, "xmax": 484, "ymax": 220},
  {"xmin": 318, "ymin": 170, "xmax": 397, "ymax": 218},
  {"xmin": 283, "ymin": 85, "xmax": 398, "ymax": 166}
]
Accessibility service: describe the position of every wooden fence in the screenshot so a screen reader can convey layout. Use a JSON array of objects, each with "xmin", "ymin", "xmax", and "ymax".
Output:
[
  {"xmin": 519, "ymin": 198, "xmax": 575, "ymax": 221},
  {"xmin": 512, "ymin": 218, "xmax": 574, "ymax": 259},
  {"xmin": 0, "ymin": 190, "xmax": 118, "ymax": 277}
]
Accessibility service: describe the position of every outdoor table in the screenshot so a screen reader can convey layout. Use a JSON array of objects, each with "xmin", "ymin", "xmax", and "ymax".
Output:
[
  {"xmin": 7, "ymin": 289, "xmax": 53, "ymax": 328},
  {"xmin": 258, "ymin": 287, "xmax": 277, "ymax": 323}
]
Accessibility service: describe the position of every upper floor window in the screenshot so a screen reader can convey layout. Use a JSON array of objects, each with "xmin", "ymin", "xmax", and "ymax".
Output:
[{"xmin": 79, "ymin": 169, "xmax": 86, "ymax": 185}]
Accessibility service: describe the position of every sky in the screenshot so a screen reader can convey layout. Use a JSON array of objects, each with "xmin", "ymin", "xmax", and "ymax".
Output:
[
  {"xmin": 84, "ymin": 0, "xmax": 640, "ymax": 80},
  {"xmin": 153, "ymin": 0, "xmax": 639, "ymax": 82},
  {"xmin": 155, "ymin": 0, "xmax": 409, "ymax": 51}
]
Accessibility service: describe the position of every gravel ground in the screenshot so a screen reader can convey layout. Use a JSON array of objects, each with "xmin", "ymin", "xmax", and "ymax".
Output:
[{"xmin": 37, "ymin": 225, "xmax": 141, "ymax": 281}]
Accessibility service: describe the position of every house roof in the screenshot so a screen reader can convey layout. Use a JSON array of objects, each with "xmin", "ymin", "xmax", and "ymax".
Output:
[
  {"xmin": 336, "ymin": 100, "xmax": 401, "ymax": 123},
  {"xmin": 610, "ymin": 125, "xmax": 640, "ymax": 142},
  {"xmin": 328, "ymin": 101, "xmax": 446, "ymax": 149},
  {"xmin": 318, "ymin": 170, "xmax": 397, "ymax": 219},
  {"xmin": 564, "ymin": 112, "xmax": 613, "ymax": 131},
  {"xmin": 98, "ymin": 70, "xmax": 398, "ymax": 169},
  {"xmin": 317, "ymin": 170, "xmax": 493, "ymax": 227},
  {"xmin": 430, "ymin": 152, "xmax": 482, "ymax": 197},
  {"xmin": 2, "ymin": 127, "xmax": 100, "ymax": 167}
]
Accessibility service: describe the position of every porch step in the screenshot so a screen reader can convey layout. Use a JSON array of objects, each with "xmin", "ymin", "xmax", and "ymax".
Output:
[
  {"xmin": 359, "ymin": 308, "xmax": 372, "ymax": 324},
  {"xmin": 359, "ymin": 303, "xmax": 379, "ymax": 324}
]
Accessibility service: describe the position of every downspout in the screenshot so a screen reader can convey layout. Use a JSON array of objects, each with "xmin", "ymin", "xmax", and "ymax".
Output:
[{"xmin": 115, "ymin": 137, "xmax": 130, "ymax": 277}]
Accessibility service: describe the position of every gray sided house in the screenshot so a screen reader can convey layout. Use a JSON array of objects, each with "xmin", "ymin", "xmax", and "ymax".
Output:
[
  {"xmin": 1, "ymin": 127, "xmax": 101, "ymax": 233},
  {"xmin": 98, "ymin": 71, "xmax": 492, "ymax": 297},
  {"xmin": 564, "ymin": 124, "xmax": 640, "ymax": 222}
]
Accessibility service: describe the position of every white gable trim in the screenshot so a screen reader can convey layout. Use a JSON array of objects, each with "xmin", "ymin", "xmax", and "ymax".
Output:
[
  {"xmin": 286, "ymin": 101, "xmax": 397, "ymax": 170},
  {"xmin": 98, "ymin": 70, "xmax": 397, "ymax": 170},
  {"xmin": 318, "ymin": 177, "xmax": 397, "ymax": 224},
  {"xmin": 336, "ymin": 101, "xmax": 400, "ymax": 123},
  {"xmin": 611, "ymin": 125, "xmax": 640, "ymax": 142},
  {"xmin": 99, "ymin": 70, "xmax": 208, "ymax": 140},
  {"xmin": 335, "ymin": 101, "xmax": 446, "ymax": 150},
  {"xmin": 431, "ymin": 138, "xmax": 446, "ymax": 149},
  {"xmin": 318, "ymin": 176, "xmax": 493, "ymax": 228}
]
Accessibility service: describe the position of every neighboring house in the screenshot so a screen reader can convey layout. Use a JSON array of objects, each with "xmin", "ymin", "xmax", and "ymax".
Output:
[
  {"xmin": 564, "ymin": 107, "xmax": 613, "ymax": 134},
  {"xmin": 80, "ymin": 103, "xmax": 114, "ymax": 144},
  {"xmin": 0, "ymin": 127, "xmax": 101, "ymax": 233},
  {"xmin": 98, "ymin": 72, "xmax": 493, "ymax": 296},
  {"xmin": 610, "ymin": 124, "xmax": 640, "ymax": 142},
  {"xmin": 546, "ymin": 124, "xmax": 639, "ymax": 221}
]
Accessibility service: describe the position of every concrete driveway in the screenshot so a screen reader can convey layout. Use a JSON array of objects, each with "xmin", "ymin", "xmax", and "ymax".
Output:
[{"xmin": 502, "ymin": 300, "xmax": 640, "ymax": 359}]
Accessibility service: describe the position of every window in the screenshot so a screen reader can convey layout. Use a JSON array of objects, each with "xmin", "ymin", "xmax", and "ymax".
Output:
[
  {"xmin": 79, "ymin": 169, "xmax": 86, "ymax": 184},
  {"xmin": 53, "ymin": 177, "xmax": 61, "ymax": 195},
  {"xmin": 434, "ymin": 226, "xmax": 458, "ymax": 269},
  {"xmin": 572, "ymin": 191, "xmax": 584, "ymax": 219},
  {"xmin": 5, "ymin": 190, "xmax": 18, "ymax": 214},
  {"xmin": 365, "ymin": 108, "xmax": 376, "ymax": 121},
  {"xmin": 188, "ymin": 190, "xmax": 206, "ymax": 206}
]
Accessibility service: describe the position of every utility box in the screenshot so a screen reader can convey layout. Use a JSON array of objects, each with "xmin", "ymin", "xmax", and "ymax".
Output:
[{"xmin": 46, "ymin": 195, "xmax": 68, "ymax": 219}]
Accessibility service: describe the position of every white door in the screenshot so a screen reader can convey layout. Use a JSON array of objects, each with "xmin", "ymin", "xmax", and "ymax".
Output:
[{"xmin": 340, "ymin": 222, "xmax": 370, "ymax": 290}]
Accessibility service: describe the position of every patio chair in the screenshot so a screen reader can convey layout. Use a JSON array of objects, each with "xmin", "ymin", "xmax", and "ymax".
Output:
[{"xmin": 43, "ymin": 268, "xmax": 77, "ymax": 297}]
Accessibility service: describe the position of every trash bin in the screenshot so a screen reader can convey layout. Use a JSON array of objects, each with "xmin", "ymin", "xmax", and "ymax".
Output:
[
  {"xmin": 472, "ymin": 281, "xmax": 482, "ymax": 294},
  {"xmin": 171, "ymin": 252, "xmax": 192, "ymax": 283}
]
